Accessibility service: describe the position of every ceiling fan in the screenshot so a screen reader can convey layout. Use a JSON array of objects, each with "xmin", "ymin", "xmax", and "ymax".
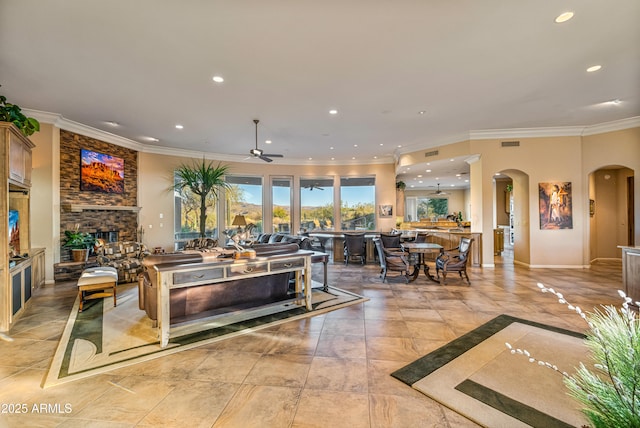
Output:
[
  {"xmin": 429, "ymin": 183, "xmax": 449, "ymax": 196},
  {"xmin": 303, "ymin": 183, "xmax": 324, "ymax": 191},
  {"xmin": 248, "ymin": 119, "xmax": 283, "ymax": 163}
]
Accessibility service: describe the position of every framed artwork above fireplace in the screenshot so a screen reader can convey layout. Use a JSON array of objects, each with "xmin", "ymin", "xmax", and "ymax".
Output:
[{"xmin": 80, "ymin": 149, "xmax": 125, "ymax": 194}]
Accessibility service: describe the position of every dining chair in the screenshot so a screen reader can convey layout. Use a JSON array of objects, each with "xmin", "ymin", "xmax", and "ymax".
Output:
[
  {"xmin": 373, "ymin": 238, "xmax": 410, "ymax": 283},
  {"xmin": 343, "ymin": 232, "xmax": 366, "ymax": 265},
  {"xmin": 435, "ymin": 237, "xmax": 474, "ymax": 285}
]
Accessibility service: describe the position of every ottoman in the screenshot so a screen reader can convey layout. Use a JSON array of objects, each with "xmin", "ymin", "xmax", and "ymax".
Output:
[{"xmin": 77, "ymin": 267, "xmax": 118, "ymax": 312}]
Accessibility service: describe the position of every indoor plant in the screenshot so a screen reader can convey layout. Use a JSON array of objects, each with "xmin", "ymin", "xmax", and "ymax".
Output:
[
  {"xmin": 172, "ymin": 159, "xmax": 231, "ymax": 238},
  {"xmin": 63, "ymin": 228, "xmax": 96, "ymax": 262},
  {"xmin": 507, "ymin": 284, "xmax": 640, "ymax": 427},
  {"xmin": 0, "ymin": 85, "xmax": 40, "ymax": 136}
]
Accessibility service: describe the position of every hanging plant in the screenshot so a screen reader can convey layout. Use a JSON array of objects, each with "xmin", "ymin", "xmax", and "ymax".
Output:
[
  {"xmin": 396, "ymin": 181, "xmax": 406, "ymax": 191},
  {"xmin": 0, "ymin": 85, "xmax": 40, "ymax": 136}
]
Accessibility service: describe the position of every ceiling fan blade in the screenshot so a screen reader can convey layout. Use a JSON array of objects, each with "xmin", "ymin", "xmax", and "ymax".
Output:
[
  {"xmin": 259, "ymin": 155, "xmax": 273, "ymax": 163},
  {"xmin": 262, "ymin": 153, "xmax": 283, "ymax": 158}
]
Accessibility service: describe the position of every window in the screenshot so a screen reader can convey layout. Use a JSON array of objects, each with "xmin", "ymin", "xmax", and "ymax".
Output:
[
  {"xmin": 340, "ymin": 177, "xmax": 375, "ymax": 230},
  {"xmin": 272, "ymin": 177, "xmax": 292, "ymax": 233},
  {"xmin": 173, "ymin": 174, "xmax": 218, "ymax": 241},
  {"xmin": 226, "ymin": 175, "xmax": 263, "ymax": 233},
  {"xmin": 417, "ymin": 197, "xmax": 448, "ymax": 220},
  {"xmin": 300, "ymin": 178, "xmax": 334, "ymax": 232}
]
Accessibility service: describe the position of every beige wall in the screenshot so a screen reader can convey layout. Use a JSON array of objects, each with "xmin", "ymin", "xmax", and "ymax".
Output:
[
  {"xmin": 398, "ymin": 126, "xmax": 639, "ymax": 267},
  {"xmin": 583, "ymin": 127, "xmax": 640, "ymax": 257},
  {"xmin": 29, "ymin": 123, "xmax": 59, "ymax": 283},
  {"xmin": 139, "ymin": 152, "xmax": 397, "ymax": 251}
]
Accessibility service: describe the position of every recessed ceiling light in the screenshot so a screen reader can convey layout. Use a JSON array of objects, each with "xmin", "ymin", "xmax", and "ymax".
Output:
[
  {"xmin": 587, "ymin": 65, "xmax": 602, "ymax": 73},
  {"xmin": 308, "ymin": 157, "xmax": 313, "ymax": 160},
  {"xmin": 379, "ymin": 143, "xmax": 384, "ymax": 146},
  {"xmin": 450, "ymin": 159, "xmax": 455, "ymax": 162},
  {"xmin": 175, "ymin": 124, "xmax": 184, "ymax": 129},
  {"xmin": 426, "ymin": 169, "xmax": 431, "ymax": 173},
  {"xmin": 435, "ymin": 177, "xmax": 439, "ymax": 180},
  {"xmin": 397, "ymin": 145, "xmax": 402, "ymax": 148},
  {"xmin": 373, "ymin": 156, "xmax": 377, "ymax": 159},
  {"xmin": 331, "ymin": 157, "xmax": 335, "ymax": 160},
  {"xmin": 495, "ymin": 173, "xmax": 501, "ymax": 176},
  {"xmin": 330, "ymin": 146, "xmax": 334, "ymax": 150},
  {"xmin": 329, "ymin": 109, "xmax": 338, "ymax": 115},
  {"xmin": 417, "ymin": 174, "xmax": 423, "ymax": 178},
  {"xmin": 418, "ymin": 111, "xmax": 426, "ymax": 115},
  {"xmin": 353, "ymin": 144, "xmax": 358, "ymax": 147},
  {"xmin": 212, "ymin": 76, "xmax": 224, "ymax": 83},
  {"xmin": 105, "ymin": 121, "xmax": 119, "ymax": 127},
  {"xmin": 456, "ymin": 174, "xmax": 461, "ymax": 177},
  {"xmin": 265, "ymin": 140, "xmax": 272, "ymax": 144},
  {"xmin": 555, "ymin": 11, "xmax": 574, "ymax": 23},
  {"xmin": 608, "ymin": 99, "xmax": 622, "ymax": 105},
  {"xmin": 352, "ymin": 157, "xmax": 356, "ymax": 160},
  {"xmin": 450, "ymin": 184, "xmax": 455, "ymax": 187},
  {"xmin": 418, "ymin": 180, "xmax": 423, "ymax": 184},
  {"xmin": 144, "ymin": 137, "xmax": 159, "ymax": 142}
]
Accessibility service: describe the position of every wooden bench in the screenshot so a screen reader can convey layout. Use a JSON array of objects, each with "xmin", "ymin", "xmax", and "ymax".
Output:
[{"xmin": 77, "ymin": 267, "xmax": 118, "ymax": 312}]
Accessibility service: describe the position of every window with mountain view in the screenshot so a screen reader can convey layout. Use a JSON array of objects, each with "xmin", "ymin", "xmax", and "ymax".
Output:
[
  {"xmin": 225, "ymin": 175, "xmax": 263, "ymax": 234},
  {"xmin": 340, "ymin": 177, "xmax": 375, "ymax": 230},
  {"xmin": 300, "ymin": 177, "xmax": 334, "ymax": 232},
  {"xmin": 272, "ymin": 177, "xmax": 292, "ymax": 233}
]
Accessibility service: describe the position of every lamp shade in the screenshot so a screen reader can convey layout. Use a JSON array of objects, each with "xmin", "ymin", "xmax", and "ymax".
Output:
[{"xmin": 232, "ymin": 215, "xmax": 247, "ymax": 226}]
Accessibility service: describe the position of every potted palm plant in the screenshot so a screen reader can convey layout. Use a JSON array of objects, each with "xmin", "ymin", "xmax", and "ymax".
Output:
[
  {"xmin": 172, "ymin": 159, "xmax": 231, "ymax": 238},
  {"xmin": 63, "ymin": 229, "xmax": 96, "ymax": 262}
]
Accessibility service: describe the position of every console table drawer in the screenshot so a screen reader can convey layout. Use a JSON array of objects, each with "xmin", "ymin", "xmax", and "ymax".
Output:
[
  {"xmin": 173, "ymin": 267, "xmax": 224, "ymax": 284},
  {"xmin": 271, "ymin": 258, "xmax": 305, "ymax": 271},
  {"xmin": 227, "ymin": 262, "xmax": 268, "ymax": 277}
]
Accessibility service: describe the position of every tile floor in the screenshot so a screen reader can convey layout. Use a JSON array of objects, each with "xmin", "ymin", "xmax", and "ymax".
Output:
[{"xmin": 0, "ymin": 252, "xmax": 624, "ymax": 427}]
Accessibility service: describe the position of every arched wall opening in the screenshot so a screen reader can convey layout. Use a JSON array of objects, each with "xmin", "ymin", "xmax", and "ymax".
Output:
[
  {"xmin": 496, "ymin": 169, "xmax": 530, "ymax": 265},
  {"xmin": 588, "ymin": 165, "xmax": 635, "ymax": 262}
]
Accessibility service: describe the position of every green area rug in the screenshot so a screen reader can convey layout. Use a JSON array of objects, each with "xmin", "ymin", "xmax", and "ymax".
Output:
[
  {"xmin": 392, "ymin": 315, "xmax": 590, "ymax": 428},
  {"xmin": 44, "ymin": 282, "xmax": 367, "ymax": 388}
]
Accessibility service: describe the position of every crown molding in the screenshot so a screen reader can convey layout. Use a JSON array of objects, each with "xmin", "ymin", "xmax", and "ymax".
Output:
[
  {"xmin": 24, "ymin": 108, "xmax": 638, "ymax": 163},
  {"xmin": 469, "ymin": 126, "xmax": 585, "ymax": 140},
  {"xmin": 581, "ymin": 116, "xmax": 640, "ymax": 136},
  {"xmin": 469, "ymin": 116, "xmax": 640, "ymax": 140}
]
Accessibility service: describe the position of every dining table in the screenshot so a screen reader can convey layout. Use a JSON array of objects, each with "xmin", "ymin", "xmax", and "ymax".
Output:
[{"xmin": 401, "ymin": 242, "xmax": 443, "ymax": 282}]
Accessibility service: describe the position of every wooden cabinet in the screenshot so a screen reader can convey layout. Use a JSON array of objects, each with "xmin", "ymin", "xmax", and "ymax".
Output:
[
  {"xmin": 1, "ymin": 123, "xmax": 36, "ymax": 332},
  {"xmin": 620, "ymin": 246, "xmax": 640, "ymax": 307},
  {"xmin": 9, "ymin": 260, "xmax": 33, "ymax": 320},
  {"xmin": 8, "ymin": 131, "xmax": 33, "ymax": 187},
  {"xmin": 30, "ymin": 248, "xmax": 46, "ymax": 288}
]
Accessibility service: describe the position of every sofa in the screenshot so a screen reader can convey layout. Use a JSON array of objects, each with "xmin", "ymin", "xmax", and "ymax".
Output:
[
  {"xmin": 252, "ymin": 233, "xmax": 319, "ymax": 251},
  {"xmin": 138, "ymin": 242, "xmax": 303, "ymax": 324},
  {"xmin": 96, "ymin": 240, "xmax": 149, "ymax": 283}
]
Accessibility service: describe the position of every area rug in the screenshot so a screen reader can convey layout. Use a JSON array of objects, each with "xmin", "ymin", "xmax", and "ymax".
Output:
[
  {"xmin": 44, "ymin": 281, "xmax": 367, "ymax": 388},
  {"xmin": 392, "ymin": 315, "xmax": 590, "ymax": 428}
]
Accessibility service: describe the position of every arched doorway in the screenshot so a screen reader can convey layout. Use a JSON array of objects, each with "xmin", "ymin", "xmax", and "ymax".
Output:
[
  {"xmin": 588, "ymin": 165, "xmax": 635, "ymax": 263},
  {"xmin": 494, "ymin": 169, "xmax": 530, "ymax": 266}
]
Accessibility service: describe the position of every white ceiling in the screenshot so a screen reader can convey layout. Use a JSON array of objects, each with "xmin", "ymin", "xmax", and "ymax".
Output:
[{"xmin": 1, "ymin": 1, "xmax": 639, "ymax": 190}]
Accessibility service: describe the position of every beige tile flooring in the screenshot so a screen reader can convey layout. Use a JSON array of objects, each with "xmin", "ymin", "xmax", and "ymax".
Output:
[{"xmin": 0, "ymin": 253, "xmax": 624, "ymax": 427}]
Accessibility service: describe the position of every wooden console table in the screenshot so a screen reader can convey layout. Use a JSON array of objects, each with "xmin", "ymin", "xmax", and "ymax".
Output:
[{"xmin": 154, "ymin": 250, "xmax": 313, "ymax": 347}]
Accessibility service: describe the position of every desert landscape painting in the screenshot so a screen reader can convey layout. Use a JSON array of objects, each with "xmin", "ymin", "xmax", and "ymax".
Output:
[{"xmin": 80, "ymin": 149, "xmax": 125, "ymax": 193}]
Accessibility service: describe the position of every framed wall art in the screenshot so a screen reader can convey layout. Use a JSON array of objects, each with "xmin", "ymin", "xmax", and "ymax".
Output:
[
  {"xmin": 379, "ymin": 204, "xmax": 393, "ymax": 217},
  {"xmin": 539, "ymin": 182, "xmax": 573, "ymax": 230},
  {"xmin": 80, "ymin": 149, "xmax": 125, "ymax": 193}
]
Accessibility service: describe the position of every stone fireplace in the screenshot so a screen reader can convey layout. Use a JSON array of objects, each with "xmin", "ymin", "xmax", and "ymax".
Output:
[{"xmin": 59, "ymin": 130, "xmax": 139, "ymax": 263}]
